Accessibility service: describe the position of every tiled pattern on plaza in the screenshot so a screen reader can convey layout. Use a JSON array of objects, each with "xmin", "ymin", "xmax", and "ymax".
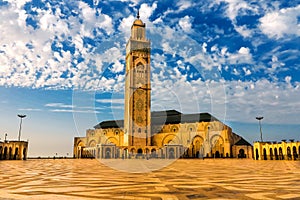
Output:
[{"xmin": 0, "ymin": 159, "xmax": 300, "ymax": 200}]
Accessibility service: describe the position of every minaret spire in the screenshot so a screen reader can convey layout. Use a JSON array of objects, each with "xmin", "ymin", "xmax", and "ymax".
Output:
[{"xmin": 137, "ymin": 10, "xmax": 140, "ymax": 19}]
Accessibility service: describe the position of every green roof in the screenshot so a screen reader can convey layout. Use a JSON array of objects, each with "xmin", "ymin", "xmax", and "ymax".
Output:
[{"xmin": 94, "ymin": 110, "xmax": 219, "ymax": 129}]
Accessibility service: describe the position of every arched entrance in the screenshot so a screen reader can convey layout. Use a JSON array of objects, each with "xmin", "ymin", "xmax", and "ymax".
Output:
[
  {"xmin": 287, "ymin": 147, "xmax": 291, "ymax": 160},
  {"xmin": 9, "ymin": 147, "xmax": 12, "ymax": 160},
  {"xmin": 137, "ymin": 148, "xmax": 143, "ymax": 158},
  {"xmin": 292, "ymin": 146, "xmax": 297, "ymax": 160},
  {"xmin": 255, "ymin": 148, "xmax": 259, "ymax": 160},
  {"xmin": 210, "ymin": 135, "xmax": 224, "ymax": 158},
  {"xmin": 151, "ymin": 149, "xmax": 156, "ymax": 158},
  {"xmin": 239, "ymin": 149, "xmax": 245, "ymax": 158},
  {"xmin": 274, "ymin": 148, "xmax": 278, "ymax": 160},
  {"xmin": 105, "ymin": 147, "xmax": 111, "ymax": 159},
  {"xmin": 190, "ymin": 136, "xmax": 204, "ymax": 158},
  {"xmin": 263, "ymin": 148, "xmax": 267, "ymax": 160},
  {"xmin": 123, "ymin": 148, "xmax": 128, "ymax": 159},
  {"xmin": 168, "ymin": 148, "xmax": 175, "ymax": 159},
  {"xmin": 279, "ymin": 147, "xmax": 283, "ymax": 160},
  {"xmin": 137, "ymin": 148, "xmax": 143, "ymax": 154},
  {"xmin": 23, "ymin": 147, "xmax": 27, "ymax": 160},
  {"xmin": 14, "ymin": 147, "xmax": 19, "ymax": 160},
  {"xmin": 4, "ymin": 147, "xmax": 8, "ymax": 160}
]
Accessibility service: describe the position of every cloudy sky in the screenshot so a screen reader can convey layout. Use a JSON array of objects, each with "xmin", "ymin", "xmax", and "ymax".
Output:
[{"xmin": 0, "ymin": 0, "xmax": 299, "ymax": 157}]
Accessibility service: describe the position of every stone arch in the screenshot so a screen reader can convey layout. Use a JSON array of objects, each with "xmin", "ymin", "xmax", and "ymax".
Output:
[
  {"xmin": 0, "ymin": 146, "xmax": 2, "ymax": 160},
  {"xmin": 77, "ymin": 140, "xmax": 85, "ymax": 147},
  {"xmin": 9, "ymin": 147, "xmax": 12, "ymax": 160},
  {"xmin": 210, "ymin": 134, "xmax": 224, "ymax": 146},
  {"xmin": 88, "ymin": 140, "xmax": 97, "ymax": 147},
  {"xmin": 105, "ymin": 137, "xmax": 118, "ymax": 145},
  {"xmin": 279, "ymin": 147, "xmax": 283, "ymax": 160},
  {"xmin": 137, "ymin": 148, "xmax": 143, "ymax": 154},
  {"xmin": 191, "ymin": 135, "xmax": 204, "ymax": 158},
  {"xmin": 162, "ymin": 134, "xmax": 180, "ymax": 146},
  {"xmin": 3, "ymin": 146, "xmax": 8, "ymax": 160},
  {"xmin": 292, "ymin": 146, "xmax": 297, "ymax": 160},
  {"xmin": 168, "ymin": 147, "xmax": 175, "ymax": 159},
  {"xmin": 255, "ymin": 148, "xmax": 259, "ymax": 160},
  {"xmin": 210, "ymin": 134, "xmax": 224, "ymax": 157},
  {"xmin": 274, "ymin": 148, "xmax": 278, "ymax": 160},
  {"xmin": 14, "ymin": 147, "xmax": 19, "ymax": 160},
  {"xmin": 23, "ymin": 147, "xmax": 27, "ymax": 160},
  {"xmin": 76, "ymin": 140, "xmax": 85, "ymax": 158},
  {"xmin": 105, "ymin": 147, "xmax": 111, "ymax": 159},
  {"xmin": 287, "ymin": 147, "xmax": 292, "ymax": 160},
  {"xmin": 134, "ymin": 57, "xmax": 147, "ymax": 67},
  {"xmin": 239, "ymin": 149, "xmax": 245, "ymax": 158},
  {"xmin": 263, "ymin": 148, "xmax": 267, "ymax": 160}
]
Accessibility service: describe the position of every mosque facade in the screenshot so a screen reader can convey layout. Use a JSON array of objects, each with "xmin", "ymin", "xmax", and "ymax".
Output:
[
  {"xmin": 73, "ymin": 15, "xmax": 252, "ymax": 159},
  {"xmin": 254, "ymin": 140, "xmax": 300, "ymax": 160},
  {"xmin": 0, "ymin": 140, "xmax": 28, "ymax": 160}
]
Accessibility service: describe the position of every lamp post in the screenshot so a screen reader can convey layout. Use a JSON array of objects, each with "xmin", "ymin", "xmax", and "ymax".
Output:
[
  {"xmin": 17, "ymin": 114, "xmax": 26, "ymax": 141},
  {"xmin": 4, "ymin": 133, "xmax": 7, "ymax": 142},
  {"xmin": 256, "ymin": 116, "xmax": 264, "ymax": 142}
]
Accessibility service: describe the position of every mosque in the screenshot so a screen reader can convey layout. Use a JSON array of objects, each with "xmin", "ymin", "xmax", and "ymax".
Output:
[{"xmin": 73, "ymin": 13, "xmax": 252, "ymax": 159}]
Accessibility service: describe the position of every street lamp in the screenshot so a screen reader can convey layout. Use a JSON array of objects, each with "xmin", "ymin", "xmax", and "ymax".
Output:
[
  {"xmin": 17, "ymin": 114, "xmax": 26, "ymax": 141},
  {"xmin": 256, "ymin": 116, "xmax": 264, "ymax": 142}
]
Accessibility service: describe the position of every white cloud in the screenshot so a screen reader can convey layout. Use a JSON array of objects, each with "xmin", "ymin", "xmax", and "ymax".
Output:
[
  {"xmin": 50, "ymin": 109, "xmax": 100, "ymax": 114},
  {"xmin": 45, "ymin": 103, "xmax": 74, "ymax": 108},
  {"xmin": 259, "ymin": 5, "xmax": 300, "ymax": 39},
  {"xmin": 18, "ymin": 108, "xmax": 42, "ymax": 112},
  {"xmin": 176, "ymin": 0, "xmax": 193, "ymax": 11},
  {"xmin": 0, "ymin": 1, "xmax": 117, "ymax": 90},
  {"xmin": 243, "ymin": 67, "xmax": 251, "ymax": 76},
  {"xmin": 228, "ymin": 47, "xmax": 253, "ymax": 64},
  {"xmin": 267, "ymin": 55, "xmax": 285, "ymax": 74},
  {"xmin": 178, "ymin": 15, "xmax": 193, "ymax": 33},
  {"xmin": 214, "ymin": 0, "xmax": 259, "ymax": 38},
  {"xmin": 118, "ymin": 15, "xmax": 135, "ymax": 40},
  {"xmin": 139, "ymin": 2, "xmax": 157, "ymax": 22},
  {"xmin": 96, "ymin": 99, "xmax": 124, "ymax": 104},
  {"xmin": 224, "ymin": 79, "xmax": 300, "ymax": 124}
]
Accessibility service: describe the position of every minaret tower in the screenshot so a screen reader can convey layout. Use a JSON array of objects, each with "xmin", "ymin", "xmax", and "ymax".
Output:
[{"xmin": 123, "ymin": 11, "xmax": 151, "ymax": 147}]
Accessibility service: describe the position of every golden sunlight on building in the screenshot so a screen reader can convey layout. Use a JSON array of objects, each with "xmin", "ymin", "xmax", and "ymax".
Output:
[
  {"xmin": 254, "ymin": 140, "xmax": 300, "ymax": 160},
  {"xmin": 74, "ymin": 13, "xmax": 252, "ymax": 159}
]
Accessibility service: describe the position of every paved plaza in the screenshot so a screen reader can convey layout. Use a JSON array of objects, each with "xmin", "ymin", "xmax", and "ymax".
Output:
[{"xmin": 0, "ymin": 159, "xmax": 300, "ymax": 200}]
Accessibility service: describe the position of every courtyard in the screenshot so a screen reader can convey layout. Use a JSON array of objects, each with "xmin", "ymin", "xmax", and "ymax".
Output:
[{"xmin": 0, "ymin": 159, "xmax": 300, "ymax": 199}]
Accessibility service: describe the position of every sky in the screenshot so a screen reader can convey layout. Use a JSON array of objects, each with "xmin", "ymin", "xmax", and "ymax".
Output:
[{"xmin": 0, "ymin": 0, "xmax": 299, "ymax": 157}]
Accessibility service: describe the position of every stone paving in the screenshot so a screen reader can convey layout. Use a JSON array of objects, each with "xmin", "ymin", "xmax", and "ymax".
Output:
[{"xmin": 0, "ymin": 159, "xmax": 300, "ymax": 200}]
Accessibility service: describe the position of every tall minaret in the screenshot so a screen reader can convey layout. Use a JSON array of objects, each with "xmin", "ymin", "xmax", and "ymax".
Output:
[{"xmin": 123, "ymin": 12, "xmax": 151, "ymax": 147}]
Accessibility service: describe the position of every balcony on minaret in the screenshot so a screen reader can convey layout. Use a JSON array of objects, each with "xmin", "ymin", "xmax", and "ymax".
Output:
[{"xmin": 131, "ymin": 11, "xmax": 146, "ymax": 41}]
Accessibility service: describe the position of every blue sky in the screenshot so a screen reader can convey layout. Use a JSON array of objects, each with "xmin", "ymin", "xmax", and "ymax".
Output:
[{"xmin": 0, "ymin": 0, "xmax": 299, "ymax": 157}]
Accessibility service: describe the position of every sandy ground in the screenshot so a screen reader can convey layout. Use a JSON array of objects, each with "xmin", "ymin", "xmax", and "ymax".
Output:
[{"xmin": 0, "ymin": 159, "xmax": 300, "ymax": 199}]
